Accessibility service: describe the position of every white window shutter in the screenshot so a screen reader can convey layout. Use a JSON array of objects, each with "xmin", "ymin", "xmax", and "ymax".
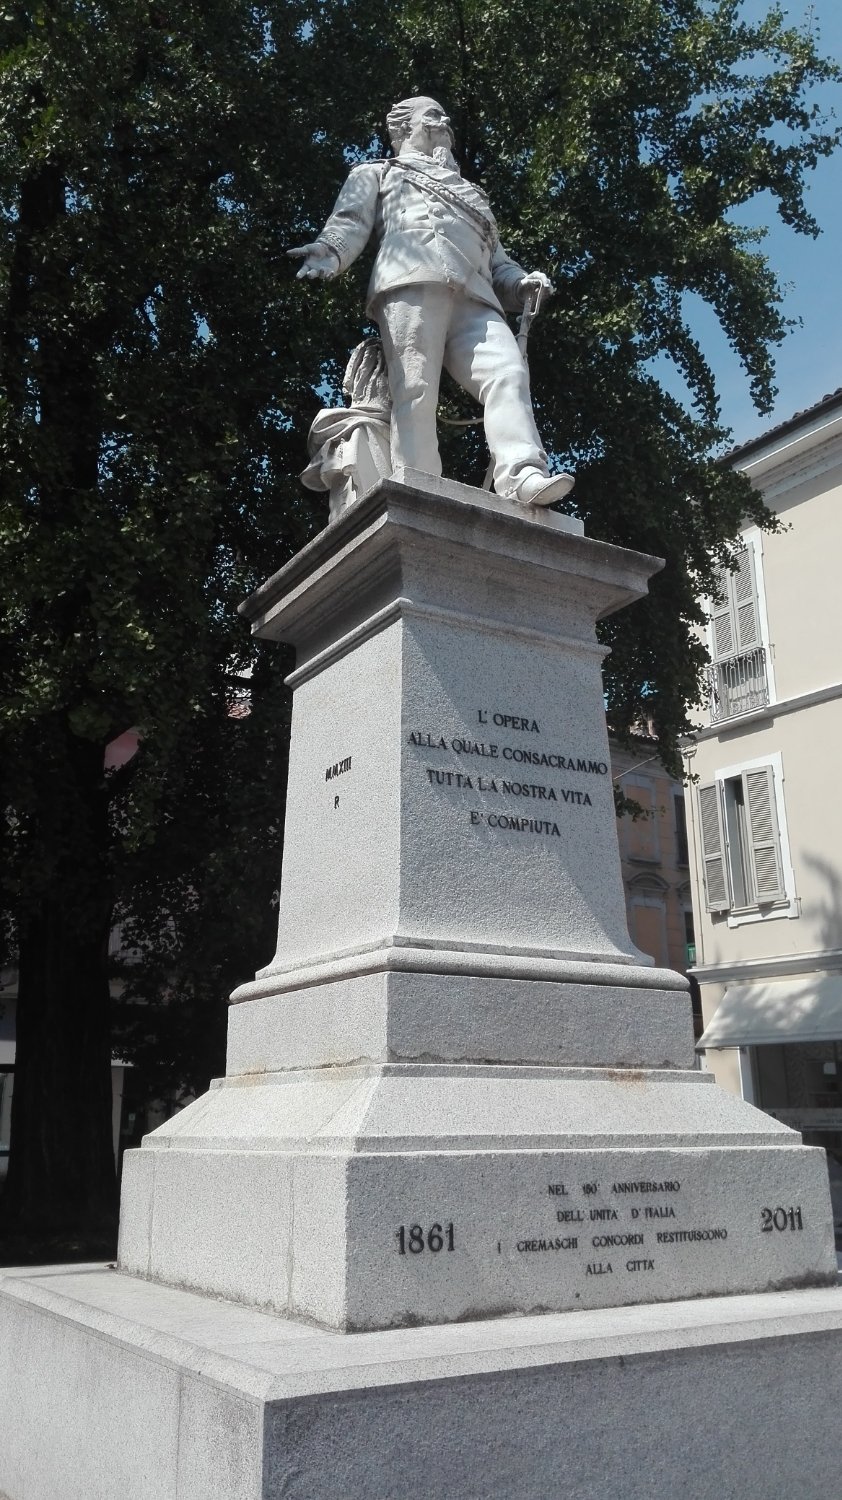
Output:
[
  {"xmin": 710, "ymin": 572, "xmax": 735, "ymax": 661},
  {"xmin": 698, "ymin": 783, "xmax": 731, "ymax": 912},
  {"xmin": 744, "ymin": 767, "xmax": 786, "ymax": 902},
  {"xmin": 732, "ymin": 547, "xmax": 761, "ymax": 651}
]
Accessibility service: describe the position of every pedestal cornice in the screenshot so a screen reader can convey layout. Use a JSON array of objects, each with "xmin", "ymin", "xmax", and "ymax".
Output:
[{"xmin": 240, "ymin": 471, "xmax": 664, "ymax": 661}]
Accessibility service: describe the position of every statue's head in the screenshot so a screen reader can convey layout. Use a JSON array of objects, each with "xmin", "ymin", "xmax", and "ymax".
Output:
[{"xmin": 386, "ymin": 97, "xmax": 455, "ymax": 157}]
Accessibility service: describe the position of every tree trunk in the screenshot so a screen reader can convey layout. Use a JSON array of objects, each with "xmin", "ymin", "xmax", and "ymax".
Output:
[{"xmin": 1, "ymin": 735, "xmax": 118, "ymax": 1238}]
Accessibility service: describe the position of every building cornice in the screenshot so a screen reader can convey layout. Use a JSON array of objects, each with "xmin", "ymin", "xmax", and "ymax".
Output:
[{"xmin": 685, "ymin": 677, "xmax": 842, "ymax": 746}]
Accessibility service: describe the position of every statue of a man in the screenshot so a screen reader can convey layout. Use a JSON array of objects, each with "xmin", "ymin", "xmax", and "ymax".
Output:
[{"xmin": 288, "ymin": 97, "xmax": 573, "ymax": 508}]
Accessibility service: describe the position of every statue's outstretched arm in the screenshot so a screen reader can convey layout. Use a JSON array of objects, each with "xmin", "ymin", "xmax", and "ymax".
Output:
[{"xmin": 288, "ymin": 163, "xmax": 382, "ymax": 281}]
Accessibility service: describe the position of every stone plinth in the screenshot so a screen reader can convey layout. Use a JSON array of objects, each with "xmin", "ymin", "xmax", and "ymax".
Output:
[
  {"xmin": 231, "ymin": 467, "xmax": 691, "ymax": 1075},
  {"xmin": 2, "ymin": 1265, "xmax": 842, "ymax": 1500},
  {"xmin": 118, "ymin": 471, "xmax": 836, "ymax": 1330},
  {"xmin": 233, "ymin": 468, "xmax": 680, "ymax": 1023}
]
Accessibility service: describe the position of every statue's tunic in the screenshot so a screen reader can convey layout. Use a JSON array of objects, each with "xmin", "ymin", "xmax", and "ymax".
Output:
[{"xmin": 316, "ymin": 153, "xmax": 528, "ymax": 316}]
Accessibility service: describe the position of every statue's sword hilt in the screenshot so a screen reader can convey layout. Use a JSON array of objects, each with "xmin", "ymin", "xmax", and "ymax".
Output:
[{"xmin": 516, "ymin": 282, "xmax": 545, "ymax": 363}]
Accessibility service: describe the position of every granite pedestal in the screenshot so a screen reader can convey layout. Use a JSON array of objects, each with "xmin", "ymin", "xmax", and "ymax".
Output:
[
  {"xmin": 115, "ymin": 471, "xmax": 836, "ymax": 1329},
  {"xmin": 2, "ymin": 472, "xmax": 839, "ymax": 1500}
]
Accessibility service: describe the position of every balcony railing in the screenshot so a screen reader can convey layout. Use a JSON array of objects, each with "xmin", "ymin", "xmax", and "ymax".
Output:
[{"xmin": 706, "ymin": 646, "xmax": 769, "ymax": 723}]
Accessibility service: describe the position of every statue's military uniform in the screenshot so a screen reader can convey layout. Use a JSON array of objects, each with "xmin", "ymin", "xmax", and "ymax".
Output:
[{"xmin": 314, "ymin": 152, "xmax": 550, "ymax": 497}]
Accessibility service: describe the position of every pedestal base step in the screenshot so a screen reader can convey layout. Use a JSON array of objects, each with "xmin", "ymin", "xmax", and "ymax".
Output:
[
  {"xmin": 2, "ymin": 1265, "xmax": 842, "ymax": 1500},
  {"xmin": 118, "ymin": 1064, "xmax": 837, "ymax": 1330}
]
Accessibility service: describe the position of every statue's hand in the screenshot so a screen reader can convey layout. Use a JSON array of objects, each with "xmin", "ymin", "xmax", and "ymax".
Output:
[
  {"xmin": 517, "ymin": 271, "xmax": 554, "ymax": 303},
  {"xmin": 286, "ymin": 241, "xmax": 341, "ymax": 281}
]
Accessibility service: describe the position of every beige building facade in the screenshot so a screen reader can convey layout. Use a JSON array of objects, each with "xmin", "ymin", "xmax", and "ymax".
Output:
[{"xmin": 683, "ymin": 390, "xmax": 842, "ymax": 1214}]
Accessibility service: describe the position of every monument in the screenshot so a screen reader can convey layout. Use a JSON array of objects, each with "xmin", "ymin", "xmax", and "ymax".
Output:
[
  {"xmin": 1, "ymin": 95, "xmax": 840, "ymax": 1500},
  {"xmin": 288, "ymin": 95, "xmax": 574, "ymax": 509}
]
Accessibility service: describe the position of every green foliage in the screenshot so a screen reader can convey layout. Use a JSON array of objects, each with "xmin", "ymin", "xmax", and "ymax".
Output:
[
  {"xmin": 0, "ymin": 1, "xmax": 347, "ymax": 1128},
  {"xmin": 112, "ymin": 650, "xmax": 294, "ymax": 1102},
  {"xmin": 0, "ymin": 0, "xmax": 837, "ymax": 1127}
]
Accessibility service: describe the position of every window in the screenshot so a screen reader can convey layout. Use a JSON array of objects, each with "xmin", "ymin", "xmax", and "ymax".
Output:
[
  {"xmin": 698, "ymin": 760, "xmax": 790, "ymax": 916},
  {"xmin": 707, "ymin": 543, "xmax": 770, "ymax": 722},
  {"xmin": 623, "ymin": 779, "xmax": 659, "ymax": 863},
  {"xmin": 674, "ymin": 793, "xmax": 689, "ymax": 866},
  {"xmin": 683, "ymin": 906, "xmax": 696, "ymax": 966},
  {"xmin": 626, "ymin": 875, "xmax": 669, "ymax": 967}
]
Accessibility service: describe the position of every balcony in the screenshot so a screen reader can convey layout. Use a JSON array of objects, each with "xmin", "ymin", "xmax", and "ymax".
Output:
[{"xmin": 706, "ymin": 646, "xmax": 769, "ymax": 723}]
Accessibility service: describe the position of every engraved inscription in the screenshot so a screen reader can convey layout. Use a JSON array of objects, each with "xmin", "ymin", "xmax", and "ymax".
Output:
[
  {"xmin": 396, "ymin": 1223, "xmax": 456, "ymax": 1254},
  {"xmin": 517, "ymin": 1237, "xmax": 578, "ymax": 1252},
  {"xmin": 426, "ymin": 769, "xmax": 475, "ymax": 790},
  {"xmin": 409, "ymin": 705, "xmax": 608, "ymax": 838},
  {"xmin": 655, "ymin": 1228, "xmax": 728, "ymax": 1243},
  {"xmin": 471, "ymin": 812, "xmax": 562, "ymax": 837},
  {"xmin": 761, "ymin": 1206, "xmax": 803, "ymax": 1232},
  {"xmin": 386, "ymin": 1168, "xmax": 811, "ymax": 1299},
  {"xmin": 478, "ymin": 709, "xmax": 540, "ymax": 733},
  {"xmin": 407, "ymin": 725, "xmax": 609, "ymax": 776},
  {"xmin": 503, "ymin": 1177, "xmax": 730, "ymax": 1281},
  {"xmin": 611, "ymin": 1179, "xmax": 680, "ymax": 1194},
  {"xmin": 325, "ymin": 755, "xmax": 352, "ymax": 781}
]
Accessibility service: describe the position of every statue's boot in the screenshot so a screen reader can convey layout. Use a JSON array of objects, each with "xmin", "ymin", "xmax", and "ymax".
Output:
[{"xmin": 514, "ymin": 469, "xmax": 575, "ymax": 506}]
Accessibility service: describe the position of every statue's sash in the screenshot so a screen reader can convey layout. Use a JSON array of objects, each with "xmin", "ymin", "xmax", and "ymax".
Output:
[{"xmin": 385, "ymin": 158, "xmax": 499, "ymax": 249}]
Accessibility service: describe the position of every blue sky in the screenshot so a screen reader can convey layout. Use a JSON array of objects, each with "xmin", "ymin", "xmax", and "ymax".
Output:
[{"xmin": 666, "ymin": 0, "xmax": 842, "ymax": 445}]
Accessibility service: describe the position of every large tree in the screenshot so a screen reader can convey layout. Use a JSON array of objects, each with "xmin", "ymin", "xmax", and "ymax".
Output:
[
  {"xmin": 0, "ymin": 0, "xmax": 837, "ymax": 1239},
  {"xmin": 0, "ymin": 0, "xmax": 346, "ymax": 1238}
]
